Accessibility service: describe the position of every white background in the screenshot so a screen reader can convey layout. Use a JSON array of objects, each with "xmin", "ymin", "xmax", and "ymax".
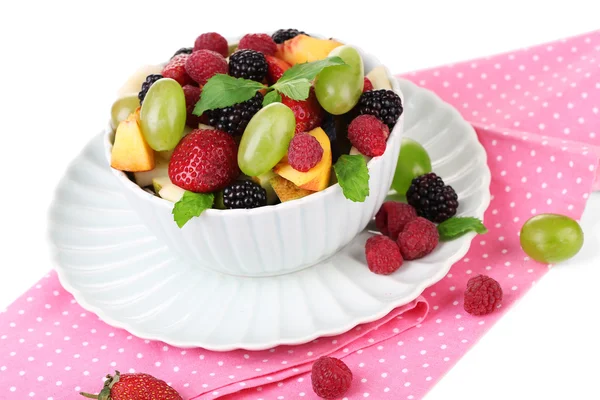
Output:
[{"xmin": 1, "ymin": 1, "xmax": 599, "ymax": 398}]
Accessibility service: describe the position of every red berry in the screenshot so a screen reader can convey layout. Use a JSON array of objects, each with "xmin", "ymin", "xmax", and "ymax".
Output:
[
  {"xmin": 281, "ymin": 90, "xmax": 324, "ymax": 134},
  {"xmin": 288, "ymin": 132, "xmax": 323, "ymax": 172},
  {"xmin": 375, "ymin": 201, "xmax": 418, "ymax": 240},
  {"xmin": 464, "ymin": 275, "xmax": 503, "ymax": 316},
  {"xmin": 161, "ymin": 54, "xmax": 193, "ymax": 87},
  {"xmin": 311, "ymin": 357, "xmax": 352, "ymax": 399},
  {"xmin": 182, "ymin": 85, "xmax": 203, "ymax": 127},
  {"xmin": 80, "ymin": 371, "xmax": 182, "ymax": 400},
  {"xmin": 365, "ymin": 235, "xmax": 403, "ymax": 275},
  {"xmin": 363, "ymin": 77, "xmax": 374, "ymax": 92},
  {"xmin": 193, "ymin": 32, "xmax": 228, "ymax": 57},
  {"xmin": 238, "ymin": 33, "xmax": 277, "ymax": 55},
  {"xmin": 347, "ymin": 114, "xmax": 390, "ymax": 157},
  {"xmin": 397, "ymin": 217, "xmax": 439, "ymax": 260},
  {"xmin": 185, "ymin": 50, "xmax": 228, "ymax": 86},
  {"xmin": 265, "ymin": 55, "xmax": 291, "ymax": 85},
  {"xmin": 169, "ymin": 129, "xmax": 239, "ymax": 193}
]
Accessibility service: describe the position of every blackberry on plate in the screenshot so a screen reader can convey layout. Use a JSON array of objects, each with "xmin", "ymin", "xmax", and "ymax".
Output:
[
  {"xmin": 223, "ymin": 180, "xmax": 267, "ymax": 209},
  {"xmin": 355, "ymin": 89, "xmax": 403, "ymax": 129},
  {"xmin": 271, "ymin": 28, "xmax": 308, "ymax": 44},
  {"xmin": 229, "ymin": 49, "xmax": 268, "ymax": 82},
  {"xmin": 206, "ymin": 92, "xmax": 263, "ymax": 136},
  {"xmin": 172, "ymin": 47, "xmax": 193, "ymax": 59},
  {"xmin": 406, "ymin": 172, "xmax": 458, "ymax": 223},
  {"xmin": 138, "ymin": 74, "xmax": 163, "ymax": 104}
]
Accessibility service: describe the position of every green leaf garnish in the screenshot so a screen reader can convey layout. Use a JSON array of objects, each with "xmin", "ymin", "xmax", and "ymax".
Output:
[
  {"xmin": 333, "ymin": 154, "xmax": 370, "ymax": 202},
  {"xmin": 172, "ymin": 191, "xmax": 215, "ymax": 228},
  {"xmin": 437, "ymin": 217, "xmax": 488, "ymax": 241},
  {"xmin": 262, "ymin": 90, "xmax": 282, "ymax": 107},
  {"xmin": 271, "ymin": 56, "xmax": 347, "ymax": 100},
  {"xmin": 193, "ymin": 74, "xmax": 266, "ymax": 116}
]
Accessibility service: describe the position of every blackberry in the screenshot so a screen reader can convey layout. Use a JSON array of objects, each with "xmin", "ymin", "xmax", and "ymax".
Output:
[
  {"xmin": 172, "ymin": 47, "xmax": 193, "ymax": 59},
  {"xmin": 229, "ymin": 49, "xmax": 268, "ymax": 82},
  {"xmin": 271, "ymin": 29, "xmax": 308, "ymax": 44},
  {"xmin": 355, "ymin": 89, "xmax": 403, "ymax": 129},
  {"xmin": 206, "ymin": 92, "xmax": 263, "ymax": 136},
  {"xmin": 138, "ymin": 74, "xmax": 163, "ymax": 104},
  {"xmin": 406, "ymin": 173, "xmax": 459, "ymax": 223},
  {"xmin": 223, "ymin": 180, "xmax": 267, "ymax": 209}
]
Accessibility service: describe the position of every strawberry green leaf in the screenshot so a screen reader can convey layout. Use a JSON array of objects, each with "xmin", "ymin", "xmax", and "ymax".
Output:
[
  {"xmin": 193, "ymin": 74, "xmax": 266, "ymax": 116},
  {"xmin": 437, "ymin": 217, "xmax": 488, "ymax": 241},
  {"xmin": 333, "ymin": 154, "xmax": 370, "ymax": 202},
  {"xmin": 262, "ymin": 90, "xmax": 282, "ymax": 107},
  {"xmin": 172, "ymin": 191, "xmax": 214, "ymax": 228}
]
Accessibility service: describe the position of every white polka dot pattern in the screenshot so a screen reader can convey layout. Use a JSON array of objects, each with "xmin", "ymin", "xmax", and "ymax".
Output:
[{"xmin": 2, "ymin": 31, "xmax": 600, "ymax": 399}]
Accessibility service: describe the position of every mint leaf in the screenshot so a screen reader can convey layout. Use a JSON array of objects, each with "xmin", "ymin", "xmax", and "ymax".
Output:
[
  {"xmin": 172, "ymin": 191, "xmax": 214, "ymax": 228},
  {"xmin": 262, "ymin": 90, "xmax": 282, "ymax": 107},
  {"xmin": 437, "ymin": 217, "xmax": 488, "ymax": 241},
  {"xmin": 333, "ymin": 154, "xmax": 370, "ymax": 202},
  {"xmin": 271, "ymin": 56, "xmax": 346, "ymax": 101},
  {"xmin": 193, "ymin": 74, "xmax": 265, "ymax": 116},
  {"xmin": 275, "ymin": 80, "xmax": 312, "ymax": 100}
]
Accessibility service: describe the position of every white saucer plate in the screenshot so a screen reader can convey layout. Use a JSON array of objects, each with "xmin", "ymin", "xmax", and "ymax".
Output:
[{"xmin": 48, "ymin": 78, "xmax": 491, "ymax": 351}]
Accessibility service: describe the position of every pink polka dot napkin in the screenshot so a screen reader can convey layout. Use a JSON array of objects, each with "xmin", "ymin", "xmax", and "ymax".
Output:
[{"xmin": 1, "ymin": 30, "xmax": 599, "ymax": 400}]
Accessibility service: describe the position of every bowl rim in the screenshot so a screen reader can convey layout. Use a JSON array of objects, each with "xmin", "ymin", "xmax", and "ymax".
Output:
[{"xmin": 104, "ymin": 39, "xmax": 403, "ymax": 217}]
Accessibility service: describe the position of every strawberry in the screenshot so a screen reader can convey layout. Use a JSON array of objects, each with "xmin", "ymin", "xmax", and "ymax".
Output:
[
  {"xmin": 169, "ymin": 129, "xmax": 239, "ymax": 193},
  {"xmin": 80, "ymin": 370, "xmax": 182, "ymax": 400},
  {"xmin": 265, "ymin": 55, "xmax": 291, "ymax": 85},
  {"xmin": 281, "ymin": 89, "xmax": 324, "ymax": 134}
]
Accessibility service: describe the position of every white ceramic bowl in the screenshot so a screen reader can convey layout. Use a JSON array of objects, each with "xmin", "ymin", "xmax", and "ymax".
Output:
[{"xmin": 104, "ymin": 42, "xmax": 404, "ymax": 277}]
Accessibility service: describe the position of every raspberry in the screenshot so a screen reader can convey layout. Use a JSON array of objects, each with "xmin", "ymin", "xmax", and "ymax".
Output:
[
  {"xmin": 347, "ymin": 114, "xmax": 390, "ymax": 157},
  {"xmin": 182, "ymin": 85, "xmax": 203, "ymax": 127},
  {"xmin": 365, "ymin": 235, "xmax": 403, "ymax": 275},
  {"xmin": 161, "ymin": 54, "xmax": 193, "ymax": 87},
  {"xmin": 397, "ymin": 217, "xmax": 439, "ymax": 260},
  {"xmin": 185, "ymin": 50, "xmax": 228, "ymax": 86},
  {"xmin": 363, "ymin": 77, "xmax": 374, "ymax": 92},
  {"xmin": 238, "ymin": 33, "xmax": 277, "ymax": 56},
  {"xmin": 287, "ymin": 132, "xmax": 323, "ymax": 172},
  {"xmin": 168, "ymin": 129, "xmax": 239, "ymax": 193},
  {"xmin": 193, "ymin": 32, "xmax": 228, "ymax": 57},
  {"xmin": 311, "ymin": 357, "xmax": 352, "ymax": 399},
  {"xmin": 375, "ymin": 201, "xmax": 418, "ymax": 240},
  {"xmin": 464, "ymin": 275, "xmax": 503, "ymax": 316}
]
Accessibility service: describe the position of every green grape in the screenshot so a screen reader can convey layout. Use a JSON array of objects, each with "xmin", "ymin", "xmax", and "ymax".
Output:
[
  {"xmin": 140, "ymin": 78, "xmax": 186, "ymax": 151},
  {"xmin": 520, "ymin": 214, "xmax": 584, "ymax": 263},
  {"xmin": 391, "ymin": 138, "xmax": 432, "ymax": 195},
  {"xmin": 314, "ymin": 45, "xmax": 364, "ymax": 115},
  {"xmin": 238, "ymin": 103, "xmax": 296, "ymax": 177},
  {"xmin": 110, "ymin": 95, "xmax": 139, "ymax": 129}
]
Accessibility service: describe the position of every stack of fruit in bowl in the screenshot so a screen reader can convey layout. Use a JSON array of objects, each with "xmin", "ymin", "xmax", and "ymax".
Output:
[{"xmin": 109, "ymin": 29, "xmax": 403, "ymax": 227}]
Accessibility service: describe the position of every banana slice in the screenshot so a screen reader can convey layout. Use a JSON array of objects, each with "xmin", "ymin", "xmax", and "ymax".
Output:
[
  {"xmin": 350, "ymin": 146, "xmax": 372, "ymax": 163},
  {"xmin": 117, "ymin": 64, "xmax": 164, "ymax": 97},
  {"xmin": 366, "ymin": 66, "xmax": 392, "ymax": 90}
]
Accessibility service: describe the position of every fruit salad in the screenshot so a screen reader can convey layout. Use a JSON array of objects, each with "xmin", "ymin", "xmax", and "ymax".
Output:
[{"xmin": 109, "ymin": 30, "xmax": 404, "ymax": 227}]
